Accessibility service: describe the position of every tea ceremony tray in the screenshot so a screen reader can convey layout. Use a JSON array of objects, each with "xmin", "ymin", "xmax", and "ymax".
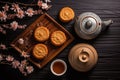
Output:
[{"xmin": 11, "ymin": 13, "xmax": 74, "ymax": 68}]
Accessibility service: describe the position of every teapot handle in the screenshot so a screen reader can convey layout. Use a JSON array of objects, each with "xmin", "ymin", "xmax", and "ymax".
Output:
[{"xmin": 75, "ymin": 16, "xmax": 79, "ymax": 21}]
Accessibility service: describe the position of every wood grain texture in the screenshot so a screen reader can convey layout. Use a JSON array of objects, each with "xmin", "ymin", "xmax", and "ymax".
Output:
[{"xmin": 0, "ymin": 0, "xmax": 120, "ymax": 80}]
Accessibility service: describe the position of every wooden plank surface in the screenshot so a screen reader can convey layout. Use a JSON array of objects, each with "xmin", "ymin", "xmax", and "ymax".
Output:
[{"xmin": 0, "ymin": 0, "xmax": 120, "ymax": 80}]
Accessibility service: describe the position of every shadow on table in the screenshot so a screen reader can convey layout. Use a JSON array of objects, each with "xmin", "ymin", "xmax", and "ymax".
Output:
[{"xmin": 42, "ymin": 66, "xmax": 94, "ymax": 80}]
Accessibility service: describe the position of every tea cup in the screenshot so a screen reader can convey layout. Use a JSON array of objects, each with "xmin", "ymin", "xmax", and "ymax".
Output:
[{"xmin": 50, "ymin": 59, "xmax": 67, "ymax": 76}]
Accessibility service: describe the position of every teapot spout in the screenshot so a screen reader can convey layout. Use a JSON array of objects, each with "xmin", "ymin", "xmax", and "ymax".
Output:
[
  {"xmin": 101, "ymin": 19, "xmax": 113, "ymax": 31},
  {"xmin": 102, "ymin": 19, "xmax": 113, "ymax": 27}
]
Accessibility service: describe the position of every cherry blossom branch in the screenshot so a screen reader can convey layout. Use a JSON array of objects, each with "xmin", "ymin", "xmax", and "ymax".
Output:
[
  {"xmin": 0, "ymin": 1, "xmax": 52, "ymax": 21},
  {"xmin": 5, "ymin": 9, "xmax": 44, "ymax": 20},
  {"xmin": 0, "ymin": 43, "xmax": 30, "ymax": 58},
  {"xmin": 0, "ymin": 43, "xmax": 33, "ymax": 76},
  {"xmin": 0, "ymin": 0, "xmax": 51, "ymax": 7},
  {"xmin": 0, "ymin": 0, "xmax": 51, "ymax": 6},
  {"xmin": 0, "ymin": 0, "xmax": 52, "ymax": 76},
  {"xmin": 0, "ymin": 21, "xmax": 27, "ymax": 34},
  {"xmin": 0, "ymin": 54, "xmax": 34, "ymax": 76}
]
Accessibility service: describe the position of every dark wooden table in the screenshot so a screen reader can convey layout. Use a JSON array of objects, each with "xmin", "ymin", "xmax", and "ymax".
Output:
[{"xmin": 0, "ymin": 0, "xmax": 120, "ymax": 80}]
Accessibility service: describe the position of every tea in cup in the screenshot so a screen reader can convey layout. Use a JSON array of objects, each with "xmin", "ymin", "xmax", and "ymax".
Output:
[{"xmin": 50, "ymin": 59, "xmax": 67, "ymax": 76}]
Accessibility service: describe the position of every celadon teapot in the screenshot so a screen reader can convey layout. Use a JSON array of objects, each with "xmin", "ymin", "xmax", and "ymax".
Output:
[{"xmin": 74, "ymin": 12, "xmax": 113, "ymax": 40}]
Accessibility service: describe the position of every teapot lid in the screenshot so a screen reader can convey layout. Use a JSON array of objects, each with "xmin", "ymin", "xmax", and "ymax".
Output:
[
  {"xmin": 75, "ymin": 12, "xmax": 102, "ymax": 39},
  {"xmin": 68, "ymin": 43, "xmax": 98, "ymax": 72},
  {"xmin": 81, "ymin": 17, "xmax": 97, "ymax": 34}
]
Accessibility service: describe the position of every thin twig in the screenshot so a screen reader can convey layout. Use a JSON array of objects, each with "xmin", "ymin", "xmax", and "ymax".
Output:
[
  {"xmin": 0, "ymin": 61, "xmax": 11, "ymax": 65},
  {"xmin": 0, "ymin": 0, "xmax": 37, "ymax": 6}
]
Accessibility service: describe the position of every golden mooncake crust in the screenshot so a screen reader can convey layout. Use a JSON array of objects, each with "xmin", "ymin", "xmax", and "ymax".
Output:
[
  {"xmin": 33, "ymin": 44, "xmax": 48, "ymax": 60},
  {"xmin": 34, "ymin": 26, "xmax": 49, "ymax": 42},
  {"xmin": 51, "ymin": 31, "xmax": 66, "ymax": 46},
  {"xmin": 59, "ymin": 7, "xmax": 75, "ymax": 22}
]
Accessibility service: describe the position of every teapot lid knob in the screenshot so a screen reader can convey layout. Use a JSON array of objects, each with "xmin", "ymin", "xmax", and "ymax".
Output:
[
  {"xmin": 78, "ymin": 49, "xmax": 89, "ymax": 63},
  {"xmin": 85, "ymin": 21, "xmax": 92, "ymax": 29}
]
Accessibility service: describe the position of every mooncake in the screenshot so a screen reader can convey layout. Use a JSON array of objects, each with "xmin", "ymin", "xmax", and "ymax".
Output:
[
  {"xmin": 34, "ymin": 26, "xmax": 49, "ymax": 42},
  {"xmin": 59, "ymin": 7, "xmax": 75, "ymax": 22},
  {"xmin": 51, "ymin": 31, "xmax": 66, "ymax": 46},
  {"xmin": 33, "ymin": 44, "xmax": 48, "ymax": 60}
]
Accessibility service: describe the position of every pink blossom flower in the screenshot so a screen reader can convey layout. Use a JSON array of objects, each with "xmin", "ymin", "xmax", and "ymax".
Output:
[
  {"xmin": 18, "ymin": 65, "xmax": 24, "ymax": 72},
  {"xmin": 16, "ymin": 9, "xmax": 24, "ymax": 19},
  {"xmin": 18, "ymin": 38, "xmax": 24, "ymax": 44},
  {"xmin": 0, "ymin": 27, "xmax": 3, "ymax": 32},
  {"xmin": 2, "ymin": 4, "xmax": 9, "ymax": 11},
  {"xmin": 0, "ymin": 43, "xmax": 7, "ymax": 50},
  {"xmin": 12, "ymin": 60, "xmax": 20, "ymax": 68},
  {"xmin": 21, "ymin": 51, "xmax": 30, "ymax": 58},
  {"xmin": 0, "ymin": 27, "xmax": 6, "ymax": 34},
  {"xmin": 0, "ymin": 26, "xmax": 7, "ymax": 34},
  {"xmin": 18, "ymin": 64, "xmax": 27, "ymax": 76},
  {"xmin": 42, "ymin": 3, "xmax": 48, "ymax": 10},
  {"xmin": 25, "ymin": 8, "xmax": 34, "ymax": 17},
  {"xmin": 26, "ymin": 66, "xmax": 34, "ymax": 74},
  {"xmin": 2, "ymin": 24, "xmax": 9, "ymax": 29},
  {"xmin": 0, "ymin": 55, "xmax": 3, "ymax": 61},
  {"xmin": 21, "ymin": 60, "xmax": 27, "ymax": 67},
  {"xmin": 10, "ymin": 21, "xmax": 18, "ymax": 31},
  {"xmin": 1, "ymin": 30, "xmax": 6, "ymax": 34},
  {"xmin": 6, "ymin": 55, "xmax": 14, "ymax": 62},
  {"xmin": 11, "ymin": 3, "xmax": 20, "ymax": 12},
  {"xmin": 17, "ymin": 25, "xmax": 26, "ymax": 29},
  {"xmin": 37, "ymin": 0, "xmax": 42, "ymax": 7},
  {"xmin": 0, "ymin": 11, "xmax": 7, "ymax": 21},
  {"xmin": 44, "ymin": 0, "xmax": 51, "ymax": 3}
]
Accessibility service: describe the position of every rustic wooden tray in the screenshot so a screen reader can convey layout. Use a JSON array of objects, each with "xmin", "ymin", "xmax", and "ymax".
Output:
[{"xmin": 11, "ymin": 13, "xmax": 74, "ymax": 68}]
